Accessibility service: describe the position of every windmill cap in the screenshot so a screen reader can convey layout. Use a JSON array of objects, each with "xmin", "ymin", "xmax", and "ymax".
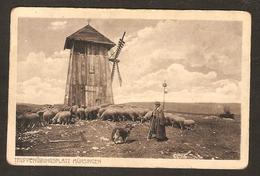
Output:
[
  {"xmin": 64, "ymin": 24, "xmax": 115, "ymax": 50},
  {"xmin": 154, "ymin": 101, "xmax": 161, "ymax": 105}
]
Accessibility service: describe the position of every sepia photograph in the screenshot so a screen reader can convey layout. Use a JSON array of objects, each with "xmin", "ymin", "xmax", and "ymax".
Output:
[{"xmin": 7, "ymin": 8, "xmax": 251, "ymax": 168}]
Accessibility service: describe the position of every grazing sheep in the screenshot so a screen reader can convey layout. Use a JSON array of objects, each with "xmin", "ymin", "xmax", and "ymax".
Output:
[
  {"xmin": 17, "ymin": 112, "xmax": 41, "ymax": 131},
  {"xmin": 51, "ymin": 107, "xmax": 59, "ymax": 115},
  {"xmin": 183, "ymin": 119, "xmax": 195, "ymax": 130},
  {"xmin": 164, "ymin": 113, "xmax": 185, "ymax": 130},
  {"xmin": 100, "ymin": 106, "xmax": 129, "ymax": 121},
  {"xmin": 42, "ymin": 110, "xmax": 56, "ymax": 125},
  {"xmin": 98, "ymin": 105, "xmax": 149, "ymax": 122},
  {"xmin": 100, "ymin": 108, "xmax": 119, "ymax": 121},
  {"xmin": 70, "ymin": 105, "xmax": 79, "ymax": 116},
  {"xmin": 85, "ymin": 106, "xmax": 100, "ymax": 120},
  {"xmin": 36, "ymin": 110, "xmax": 46, "ymax": 125},
  {"xmin": 116, "ymin": 107, "xmax": 133, "ymax": 121},
  {"xmin": 62, "ymin": 105, "xmax": 71, "ymax": 111},
  {"xmin": 52, "ymin": 111, "xmax": 72, "ymax": 125},
  {"xmin": 37, "ymin": 107, "xmax": 60, "ymax": 125},
  {"xmin": 77, "ymin": 107, "xmax": 85, "ymax": 120},
  {"xmin": 125, "ymin": 107, "xmax": 140, "ymax": 121}
]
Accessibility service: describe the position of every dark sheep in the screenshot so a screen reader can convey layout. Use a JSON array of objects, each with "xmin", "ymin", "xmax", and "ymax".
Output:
[
  {"xmin": 77, "ymin": 107, "xmax": 85, "ymax": 120},
  {"xmin": 17, "ymin": 112, "xmax": 41, "ymax": 131},
  {"xmin": 85, "ymin": 106, "xmax": 100, "ymax": 120}
]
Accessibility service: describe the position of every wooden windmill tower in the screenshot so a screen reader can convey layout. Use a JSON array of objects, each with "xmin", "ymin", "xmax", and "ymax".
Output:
[{"xmin": 64, "ymin": 24, "xmax": 125, "ymax": 107}]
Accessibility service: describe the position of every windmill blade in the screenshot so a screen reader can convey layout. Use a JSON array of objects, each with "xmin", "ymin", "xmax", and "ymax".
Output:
[
  {"xmin": 111, "ymin": 62, "xmax": 116, "ymax": 82},
  {"xmin": 116, "ymin": 62, "xmax": 122, "ymax": 86},
  {"xmin": 113, "ymin": 44, "xmax": 124, "ymax": 60},
  {"xmin": 111, "ymin": 32, "xmax": 126, "ymax": 60},
  {"xmin": 109, "ymin": 32, "xmax": 126, "ymax": 86}
]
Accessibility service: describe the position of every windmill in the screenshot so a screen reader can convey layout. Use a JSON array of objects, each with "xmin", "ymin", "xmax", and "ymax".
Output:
[
  {"xmin": 109, "ymin": 32, "xmax": 126, "ymax": 86},
  {"xmin": 63, "ymin": 24, "xmax": 126, "ymax": 107}
]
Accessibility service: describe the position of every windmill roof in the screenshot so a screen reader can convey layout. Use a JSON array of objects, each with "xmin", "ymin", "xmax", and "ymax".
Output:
[{"xmin": 64, "ymin": 24, "xmax": 115, "ymax": 49}]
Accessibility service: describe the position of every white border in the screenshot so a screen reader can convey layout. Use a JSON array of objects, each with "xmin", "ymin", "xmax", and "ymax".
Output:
[{"xmin": 7, "ymin": 7, "xmax": 251, "ymax": 169}]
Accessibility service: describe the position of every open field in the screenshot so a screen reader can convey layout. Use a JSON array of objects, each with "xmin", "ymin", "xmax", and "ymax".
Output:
[
  {"xmin": 15, "ymin": 103, "xmax": 241, "ymax": 159},
  {"xmin": 126, "ymin": 102, "xmax": 241, "ymax": 115}
]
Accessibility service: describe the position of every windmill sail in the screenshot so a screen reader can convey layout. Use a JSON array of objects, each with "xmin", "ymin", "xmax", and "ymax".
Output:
[
  {"xmin": 116, "ymin": 62, "xmax": 122, "ymax": 86},
  {"xmin": 109, "ymin": 32, "xmax": 126, "ymax": 86}
]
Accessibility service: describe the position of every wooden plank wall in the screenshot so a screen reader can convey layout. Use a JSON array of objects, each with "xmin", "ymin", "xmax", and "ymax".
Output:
[
  {"xmin": 65, "ymin": 41, "xmax": 114, "ymax": 106},
  {"xmin": 64, "ymin": 43, "xmax": 73, "ymax": 105}
]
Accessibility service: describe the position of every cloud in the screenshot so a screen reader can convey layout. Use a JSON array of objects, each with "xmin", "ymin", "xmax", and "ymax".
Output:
[
  {"xmin": 18, "ymin": 50, "xmax": 70, "ymax": 83},
  {"xmin": 48, "ymin": 21, "xmax": 67, "ymax": 30},
  {"xmin": 112, "ymin": 20, "xmax": 242, "ymax": 103},
  {"xmin": 113, "ymin": 63, "xmax": 240, "ymax": 103},
  {"xmin": 114, "ymin": 79, "xmax": 241, "ymax": 103},
  {"xmin": 17, "ymin": 51, "xmax": 69, "ymax": 104},
  {"xmin": 16, "ymin": 20, "xmax": 242, "ymax": 104},
  {"xmin": 118, "ymin": 20, "xmax": 241, "ymax": 81},
  {"xmin": 17, "ymin": 77, "xmax": 66, "ymax": 104}
]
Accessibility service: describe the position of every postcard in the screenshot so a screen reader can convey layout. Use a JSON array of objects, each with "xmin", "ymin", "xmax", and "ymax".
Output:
[{"xmin": 7, "ymin": 7, "xmax": 251, "ymax": 169}]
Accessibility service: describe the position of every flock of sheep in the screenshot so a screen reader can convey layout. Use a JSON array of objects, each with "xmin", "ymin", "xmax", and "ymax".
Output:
[{"xmin": 17, "ymin": 104, "xmax": 195, "ymax": 131}]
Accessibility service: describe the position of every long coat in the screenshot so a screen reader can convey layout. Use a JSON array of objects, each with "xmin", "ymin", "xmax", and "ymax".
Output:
[{"xmin": 148, "ymin": 106, "xmax": 167, "ymax": 140}]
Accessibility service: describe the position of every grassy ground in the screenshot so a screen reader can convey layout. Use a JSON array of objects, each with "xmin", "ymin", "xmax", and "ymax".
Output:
[{"xmin": 16, "ymin": 103, "xmax": 241, "ymax": 159}]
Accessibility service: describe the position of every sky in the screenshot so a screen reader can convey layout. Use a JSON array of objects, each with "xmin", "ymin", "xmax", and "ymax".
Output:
[{"xmin": 17, "ymin": 18, "xmax": 242, "ymax": 104}]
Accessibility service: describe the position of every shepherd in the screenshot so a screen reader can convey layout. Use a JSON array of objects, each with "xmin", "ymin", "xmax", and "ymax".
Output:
[{"xmin": 147, "ymin": 101, "xmax": 168, "ymax": 142}]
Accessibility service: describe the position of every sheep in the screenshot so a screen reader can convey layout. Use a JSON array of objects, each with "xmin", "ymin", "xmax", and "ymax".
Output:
[
  {"xmin": 85, "ymin": 106, "xmax": 100, "ymax": 120},
  {"xmin": 70, "ymin": 105, "xmax": 79, "ymax": 116},
  {"xmin": 37, "ymin": 107, "xmax": 60, "ymax": 125},
  {"xmin": 42, "ymin": 110, "xmax": 56, "ymax": 125},
  {"xmin": 116, "ymin": 107, "xmax": 134, "ymax": 121},
  {"xmin": 77, "ymin": 107, "xmax": 85, "ymax": 120},
  {"xmin": 99, "ymin": 106, "xmax": 127, "ymax": 121},
  {"xmin": 17, "ymin": 112, "xmax": 41, "ymax": 131},
  {"xmin": 62, "ymin": 105, "xmax": 71, "ymax": 111},
  {"xmin": 51, "ymin": 107, "xmax": 59, "ymax": 115},
  {"xmin": 164, "ymin": 113, "xmax": 185, "ymax": 130},
  {"xmin": 100, "ymin": 108, "xmax": 120, "ymax": 121},
  {"xmin": 99, "ymin": 105, "xmax": 149, "ymax": 122},
  {"xmin": 183, "ymin": 119, "xmax": 195, "ymax": 130},
  {"xmin": 51, "ymin": 111, "xmax": 72, "ymax": 125},
  {"xmin": 125, "ymin": 107, "xmax": 140, "ymax": 121}
]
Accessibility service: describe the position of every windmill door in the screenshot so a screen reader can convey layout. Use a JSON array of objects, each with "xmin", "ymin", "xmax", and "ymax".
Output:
[
  {"xmin": 85, "ymin": 86, "xmax": 102, "ymax": 107},
  {"xmin": 85, "ymin": 86, "xmax": 95, "ymax": 107}
]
